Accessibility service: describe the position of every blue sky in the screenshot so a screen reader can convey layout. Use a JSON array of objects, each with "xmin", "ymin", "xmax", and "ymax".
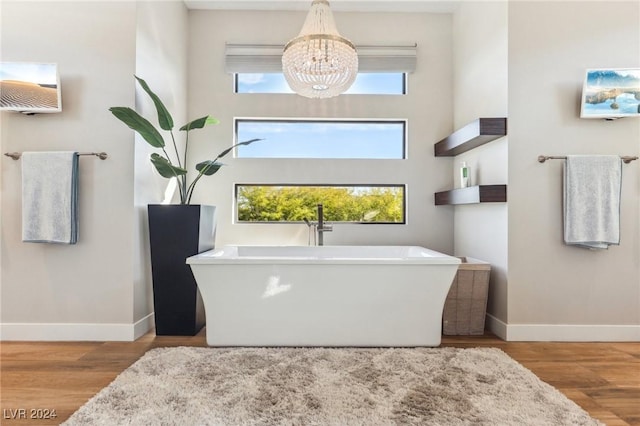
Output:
[
  {"xmin": 0, "ymin": 62, "xmax": 57, "ymax": 85},
  {"xmin": 236, "ymin": 73, "xmax": 406, "ymax": 159},
  {"xmin": 237, "ymin": 120, "xmax": 406, "ymax": 159},
  {"xmin": 236, "ymin": 72, "xmax": 405, "ymax": 95}
]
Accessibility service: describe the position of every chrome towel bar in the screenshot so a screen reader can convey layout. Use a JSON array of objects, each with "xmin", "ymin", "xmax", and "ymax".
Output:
[
  {"xmin": 4, "ymin": 152, "xmax": 108, "ymax": 160},
  {"xmin": 538, "ymin": 155, "xmax": 638, "ymax": 164}
]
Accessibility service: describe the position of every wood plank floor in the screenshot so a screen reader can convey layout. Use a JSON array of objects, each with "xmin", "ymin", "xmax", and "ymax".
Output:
[{"xmin": 1, "ymin": 332, "xmax": 638, "ymax": 425}]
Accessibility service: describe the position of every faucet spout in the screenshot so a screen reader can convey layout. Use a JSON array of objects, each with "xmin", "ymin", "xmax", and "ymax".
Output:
[
  {"xmin": 316, "ymin": 203, "xmax": 333, "ymax": 246},
  {"xmin": 317, "ymin": 204, "xmax": 324, "ymax": 232}
]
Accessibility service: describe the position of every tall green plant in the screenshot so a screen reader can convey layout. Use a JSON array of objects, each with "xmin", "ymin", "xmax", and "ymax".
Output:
[{"xmin": 110, "ymin": 76, "xmax": 260, "ymax": 204}]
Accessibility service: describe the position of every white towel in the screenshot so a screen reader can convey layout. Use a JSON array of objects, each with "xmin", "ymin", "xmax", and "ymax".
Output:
[
  {"xmin": 22, "ymin": 151, "xmax": 79, "ymax": 244},
  {"xmin": 564, "ymin": 155, "xmax": 622, "ymax": 249}
]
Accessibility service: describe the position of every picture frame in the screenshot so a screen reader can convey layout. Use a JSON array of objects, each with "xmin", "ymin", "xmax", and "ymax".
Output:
[
  {"xmin": 580, "ymin": 68, "xmax": 640, "ymax": 119},
  {"xmin": 0, "ymin": 62, "xmax": 62, "ymax": 114}
]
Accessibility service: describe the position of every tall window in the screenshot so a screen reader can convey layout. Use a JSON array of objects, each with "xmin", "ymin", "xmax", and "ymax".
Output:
[
  {"xmin": 236, "ymin": 119, "xmax": 406, "ymax": 159},
  {"xmin": 236, "ymin": 185, "xmax": 406, "ymax": 224}
]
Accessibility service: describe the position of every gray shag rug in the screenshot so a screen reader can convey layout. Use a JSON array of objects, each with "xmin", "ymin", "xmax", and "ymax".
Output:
[{"xmin": 63, "ymin": 346, "xmax": 601, "ymax": 425}]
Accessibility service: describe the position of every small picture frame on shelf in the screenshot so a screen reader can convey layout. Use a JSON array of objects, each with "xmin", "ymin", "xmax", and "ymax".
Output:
[{"xmin": 580, "ymin": 68, "xmax": 640, "ymax": 119}]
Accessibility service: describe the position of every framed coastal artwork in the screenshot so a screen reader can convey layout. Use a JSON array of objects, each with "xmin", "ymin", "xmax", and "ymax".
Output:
[
  {"xmin": 580, "ymin": 68, "xmax": 640, "ymax": 119},
  {"xmin": 0, "ymin": 62, "xmax": 62, "ymax": 113}
]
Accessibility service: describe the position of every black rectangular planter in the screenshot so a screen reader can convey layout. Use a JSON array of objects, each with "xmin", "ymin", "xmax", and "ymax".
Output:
[{"xmin": 148, "ymin": 204, "xmax": 215, "ymax": 336}]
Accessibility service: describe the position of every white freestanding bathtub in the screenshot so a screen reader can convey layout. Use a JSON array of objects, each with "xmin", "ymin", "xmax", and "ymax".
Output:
[{"xmin": 187, "ymin": 245, "xmax": 460, "ymax": 347}]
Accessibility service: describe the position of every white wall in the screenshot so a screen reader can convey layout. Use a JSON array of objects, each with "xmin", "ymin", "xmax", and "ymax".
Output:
[
  {"xmin": 187, "ymin": 10, "xmax": 455, "ymax": 253},
  {"xmin": 0, "ymin": 0, "xmax": 189, "ymax": 341},
  {"xmin": 1, "ymin": 1, "xmax": 138, "ymax": 339},
  {"xmin": 507, "ymin": 1, "xmax": 640, "ymax": 341},
  {"xmin": 133, "ymin": 1, "xmax": 189, "ymax": 326},
  {"xmin": 452, "ymin": 1, "xmax": 509, "ymax": 325}
]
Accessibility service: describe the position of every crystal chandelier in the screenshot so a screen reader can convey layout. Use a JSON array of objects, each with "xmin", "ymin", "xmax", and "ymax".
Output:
[{"xmin": 282, "ymin": 0, "xmax": 358, "ymax": 99}]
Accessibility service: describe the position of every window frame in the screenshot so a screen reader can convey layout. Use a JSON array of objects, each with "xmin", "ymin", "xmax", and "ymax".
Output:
[
  {"xmin": 234, "ymin": 118, "xmax": 408, "ymax": 160},
  {"xmin": 234, "ymin": 183, "xmax": 407, "ymax": 225}
]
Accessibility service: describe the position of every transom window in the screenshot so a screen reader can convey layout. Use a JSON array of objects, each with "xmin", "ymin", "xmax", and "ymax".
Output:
[
  {"xmin": 236, "ymin": 119, "xmax": 406, "ymax": 159},
  {"xmin": 236, "ymin": 185, "xmax": 406, "ymax": 224},
  {"xmin": 235, "ymin": 73, "xmax": 406, "ymax": 95}
]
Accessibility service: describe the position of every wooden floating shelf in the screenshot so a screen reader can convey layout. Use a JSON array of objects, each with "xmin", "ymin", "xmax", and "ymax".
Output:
[
  {"xmin": 434, "ymin": 117, "xmax": 507, "ymax": 157},
  {"xmin": 435, "ymin": 185, "xmax": 507, "ymax": 206}
]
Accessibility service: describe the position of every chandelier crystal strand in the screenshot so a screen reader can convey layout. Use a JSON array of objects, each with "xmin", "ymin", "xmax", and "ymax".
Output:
[{"xmin": 282, "ymin": 0, "xmax": 358, "ymax": 99}]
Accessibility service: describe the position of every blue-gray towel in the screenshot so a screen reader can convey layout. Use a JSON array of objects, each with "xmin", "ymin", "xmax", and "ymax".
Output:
[
  {"xmin": 21, "ymin": 151, "xmax": 79, "ymax": 244},
  {"xmin": 564, "ymin": 155, "xmax": 622, "ymax": 249}
]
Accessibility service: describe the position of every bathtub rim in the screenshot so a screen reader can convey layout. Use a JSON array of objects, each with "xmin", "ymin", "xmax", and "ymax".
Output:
[{"xmin": 186, "ymin": 245, "xmax": 461, "ymax": 266}]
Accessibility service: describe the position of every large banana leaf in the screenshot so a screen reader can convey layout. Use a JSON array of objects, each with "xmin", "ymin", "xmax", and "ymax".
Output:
[
  {"xmin": 195, "ymin": 160, "xmax": 224, "ymax": 176},
  {"xmin": 150, "ymin": 153, "xmax": 187, "ymax": 178},
  {"xmin": 216, "ymin": 138, "xmax": 262, "ymax": 159},
  {"xmin": 180, "ymin": 115, "xmax": 219, "ymax": 131},
  {"xmin": 135, "ymin": 76, "xmax": 174, "ymax": 131},
  {"xmin": 110, "ymin": 107, "xmax": 165, "ymax": 148}
]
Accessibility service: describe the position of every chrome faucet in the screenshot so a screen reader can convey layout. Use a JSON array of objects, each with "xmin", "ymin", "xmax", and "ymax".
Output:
[{"xmin": 316, "ymin": 204, "xmax": 333, "ymax": 246}]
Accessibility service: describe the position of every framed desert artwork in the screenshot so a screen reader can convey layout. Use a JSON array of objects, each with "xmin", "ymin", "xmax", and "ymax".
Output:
[{"xmin": 0, "ymin": 62, "xmax": 62, "ymax": 113}]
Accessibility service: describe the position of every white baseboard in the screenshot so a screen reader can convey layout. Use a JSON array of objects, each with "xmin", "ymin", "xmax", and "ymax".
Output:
[
  {"xmin": 485, "ymin": 314, "xmax": 640, "ymax": 342},
  {"xmin": 0, "ymin": 313, "xmax": 154, "ymax": 342},
  {"xmin": 3, "ymin": 314, "xmax": 637, "ymax": 342},
  {"xmin": 506, "ymin": 323, "xmax": 640, "ymax": 342},
  {"xmin": 485, "ymin": 314, "xmax": 508, "ymax": 340},
  {"xmin": 133, "ymin": 313, "xmax": 155, "ymax": 340}
]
